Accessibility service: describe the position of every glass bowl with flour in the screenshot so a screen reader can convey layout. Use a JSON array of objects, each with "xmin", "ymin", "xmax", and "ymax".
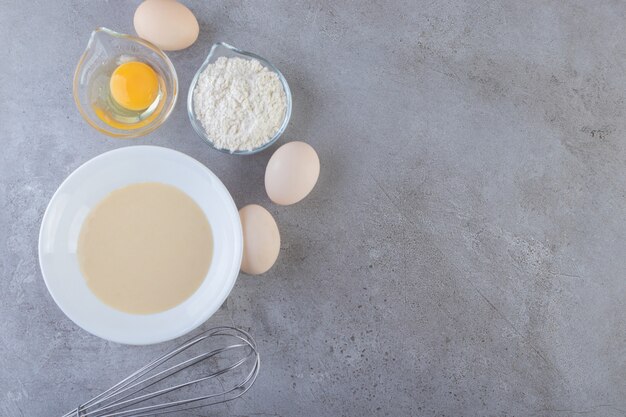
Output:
[{"xmin": 188, "ymin": 43, "xmax": 292, "ymax": 155}]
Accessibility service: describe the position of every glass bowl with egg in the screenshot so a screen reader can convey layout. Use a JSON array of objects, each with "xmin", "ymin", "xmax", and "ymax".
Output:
[
  {"xmin": 73, "ymin": 27, "xmax": 178, "ymax": 139},
  {"xmin": 187, "ymin": 42, "xmax": 292, "ymax": 155}
]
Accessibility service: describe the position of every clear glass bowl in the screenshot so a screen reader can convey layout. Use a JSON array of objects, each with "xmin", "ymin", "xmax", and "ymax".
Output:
[
  {"xmin": 187, "ymin": 42, "xmax": 292, "ymax": 155},
  {"xmin": 73, "ymin": 28, "xmax": 178, "ymax": 139}
]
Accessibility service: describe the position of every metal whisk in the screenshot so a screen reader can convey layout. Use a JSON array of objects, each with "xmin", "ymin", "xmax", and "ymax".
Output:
[{"xmin": 62, "ymin": 327, "xmax": 260, "ymax": 417}]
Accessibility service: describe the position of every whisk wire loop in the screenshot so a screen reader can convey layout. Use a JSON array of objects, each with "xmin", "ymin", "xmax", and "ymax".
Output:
[{"xmin": 64, "ymin": 327, "xmax": 259, "ymax": 417}]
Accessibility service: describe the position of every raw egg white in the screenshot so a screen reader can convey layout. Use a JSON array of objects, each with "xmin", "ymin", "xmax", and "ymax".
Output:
[
  {"xmin": 239, "ymin": 205, "xmax": 281, "ymax": 275},
  {"xmin": 265, "ymin": 141, "xmax": 320, "ymax": 205},
  {"xmin": 134, "ymin": 0, "xmax": 199, "ymax": 51}
]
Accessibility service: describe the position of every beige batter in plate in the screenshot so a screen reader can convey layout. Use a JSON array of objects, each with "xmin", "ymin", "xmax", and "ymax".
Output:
[{"xmin": 77, "ymin": 182, "xmax": 213, "ymax": 314}]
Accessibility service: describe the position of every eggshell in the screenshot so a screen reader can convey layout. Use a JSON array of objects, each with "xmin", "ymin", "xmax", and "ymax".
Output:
[
  {"xmin": 134, "ymin": 0, "xmax": 199, "ymax": 51},
  {"xmin": 239, "ymin": 204, "xmax": 281, "ymax": 275},
  {"xmin": 265, "ymin": 141, "xmax": 320, "ymax": 205}
]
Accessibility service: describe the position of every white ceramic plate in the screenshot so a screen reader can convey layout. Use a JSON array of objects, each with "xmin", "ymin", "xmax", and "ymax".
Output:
[{"xmin": 39, "ymin": 146, "xmax": 242, "ymax": 345}]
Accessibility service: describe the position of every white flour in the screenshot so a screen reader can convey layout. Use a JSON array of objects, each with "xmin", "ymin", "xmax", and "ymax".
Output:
[{"xmin": 192, "ymin": 57, "xmax": 287, "ymax": 152}]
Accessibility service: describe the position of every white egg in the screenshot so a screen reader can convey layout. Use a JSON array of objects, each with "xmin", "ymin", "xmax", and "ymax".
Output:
[
  {"xmin": 239, "ymin": 204, "xmax": 280, "ymax": 275},
  {"xmin": 265, "ymin": 141, "xmax": 320, "ymax": 205}
]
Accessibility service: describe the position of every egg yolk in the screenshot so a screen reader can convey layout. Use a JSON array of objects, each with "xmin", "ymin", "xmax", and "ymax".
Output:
[{"xmin": 109, "ymin": 61, "xmax": 159, "ymax": 111}]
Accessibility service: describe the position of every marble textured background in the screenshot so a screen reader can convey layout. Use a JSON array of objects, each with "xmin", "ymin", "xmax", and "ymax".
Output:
[{"xmin": 1, "ymin": 1, "xmax": 625, "ymax": 416}]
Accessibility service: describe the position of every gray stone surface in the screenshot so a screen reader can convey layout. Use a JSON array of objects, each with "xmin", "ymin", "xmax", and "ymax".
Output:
[{"xmin": 1, "ymin": 1, "xmax": 625, "ymax": 416}]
